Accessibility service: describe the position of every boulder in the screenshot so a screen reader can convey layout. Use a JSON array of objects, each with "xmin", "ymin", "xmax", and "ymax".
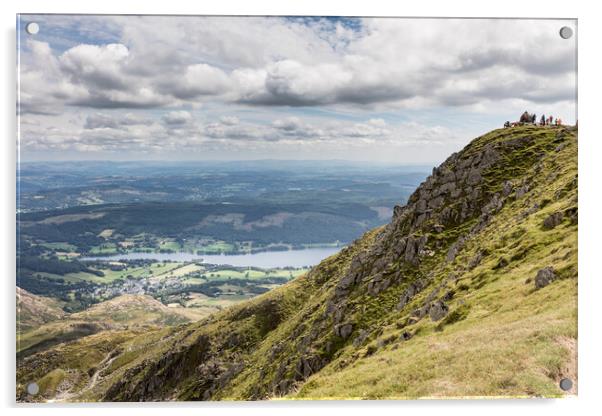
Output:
[
  {"xmin": 534, "ymin": 267, "xmax": 557, "ymax": 289},
  {"xmin": 543, "ymin": 212, "xmax": 564, "ymax": 229},
  {"xmin": 396, "ymin": 280, "xmax": 426, "ymax": 311},
  {"xmin": 334, "ymin": 323, "xmax": 354, "ymax": 339},
  {"xmin": 515, "ymin": 185, "xmax": 529, "ymax": 199},
  {"xmin": 352, "ymin": 329, "xmax": 370, "ymax": 347},
  {"xmin": 440, "ymin": 181, "xmax": 456, "ymax": 195},
  {"xmin": 367, "ymin": 274, "xmax": 391, "ymax": 296},
  {"xmin": 446, "ymin": 236, "xmax": 465, "ymax": 262},
  {"xmin": 400, "ymin": 331, "xmax": 413, "ymax": 341},
  {"xmin": 333, "ymin": 303, "xmax": 346, "ymax": 323},
  {"xmin": 429, "ymin": 301, "xmax": 449, "ymax": 321},
  {"xmin": 404, "ymin": 235, "xmax": 427, "ymax": 265},
  {"xmin": 295, "ymin": 355, "xmax": 324, "ymax": 380},
  {"xmin": 412, "ymin": 305, "xmax": 430, "ymax": 319}
]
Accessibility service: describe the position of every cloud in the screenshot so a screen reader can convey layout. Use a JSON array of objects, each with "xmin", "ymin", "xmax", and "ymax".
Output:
[
  {"xmin": 219, "ymin": 116, "xmax": 239, "ymax": 126},
  {"xmin": 204, "ymin": 122, "xmax": 267, "ymax": 141},
  {"xmin": 17, "ymin": 106, "xmax": 478, "ymax": 164},
  {"xmin": 19, "ymin": 17, "xmax": 576, "ymax": 114},
  {"xmin": 17, "ymin": 16, "xmax": 576, "ymax": 161},
  {"xmin": 272, "ymin": 116, "xmax": 303, "ymax": 131},
  {"xmin": 162, "ymin": 111, "xmax": 193, "ymax": 126},
  {"xmin": 168, "ymin": 64, "xmax": 232, "ymax": 99},
  {"xmin": 60, "ymin": 43, "xmax": 130, "ymax": 90},
  {"xmin": 84, "ymin": 113, "xmax": 151, "ymax": 129},
  {"xmin": 272, "ymin": 117, "xmax": 325, "ymax": 138}
]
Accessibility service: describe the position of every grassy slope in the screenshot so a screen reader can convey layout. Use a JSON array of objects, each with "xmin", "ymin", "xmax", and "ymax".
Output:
[
  {"xmin": 16, "ymin": 288, "xmax": 66, "ymax": 333},
  {"xmin": 17, "ymin": 294, "xmax": 196, "ymax": 357},
  {"xmin": 16, "ymin": 126, "xmax": 577, "ymax": 401},
  {"xmin": 295, "ymin": 147, "xmax": 577, "ymax": 398}
]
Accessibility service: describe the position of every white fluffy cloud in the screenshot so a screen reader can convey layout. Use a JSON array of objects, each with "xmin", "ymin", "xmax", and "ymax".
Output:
[
  {"xmin": 17, "ymin": 16, "xmax": 576, "ymax": 161},
  {"xmin": 20, "ymin": 17, "xmax": 577, "ymax": 114},
  {"xmin": 162, "ymin": 111, "xmax": 193, "ymax": 126}
]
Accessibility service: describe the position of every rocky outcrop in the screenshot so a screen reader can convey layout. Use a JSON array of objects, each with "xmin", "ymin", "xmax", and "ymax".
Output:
[
  {"xmin": 334, "ymin": 323, "xmax": 354, "ymax": 339},
  {"xmin": 543, "ymin": 212, "xmax": 564, "ymax": 229},
  {"xmin": 104, "ymin": 334, "xmax": 213, "ymax": 401},
  {"xmin": 429, "ymin": 301, "xmax": 449, "ymax": 321},
  {"xmin": 535, "ymin": 267, "xmax": 558, "ymax": 289}
]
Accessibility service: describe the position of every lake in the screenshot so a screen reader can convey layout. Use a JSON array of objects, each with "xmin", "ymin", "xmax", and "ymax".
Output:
[{"xmin": 81, "ymin": 247, "xmax": 342, "ymax": 268}]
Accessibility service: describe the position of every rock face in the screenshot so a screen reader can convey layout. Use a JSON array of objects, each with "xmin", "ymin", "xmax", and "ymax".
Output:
[{"xmin": 534, "ymin": 267, "xmax": 558, "ymax": 289}]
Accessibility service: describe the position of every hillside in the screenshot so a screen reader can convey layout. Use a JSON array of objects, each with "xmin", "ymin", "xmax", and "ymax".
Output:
[
  {"xmin": 16, "ymin": 288, "xmax": 66, "ymax": 333},
  {"xmin": 17, "ymin": 294, "xmax": 199, "ymax": 359},
  {"xmin": 16, "ymin": 125, "xmax": 578, "ymax": 401}
]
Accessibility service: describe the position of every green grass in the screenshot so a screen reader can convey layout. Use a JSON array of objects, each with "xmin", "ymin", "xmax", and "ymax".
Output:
[
  {"xmin": 201, "ymin": 267, "xmax": 308, "ymax": 282},
  {"xmin": 197, "ymin": 241, "xmax": 236, "ymax": 253},
  {"xmin": 89, "ymin": 243, "xmax": 119, "ymax": 255},
  {"xmin": 39, "ymin": 242, "xmax": 77, "ymax": 252},
  {"xmin": 35, "ymin": 262, "xmax": 186, "ymax": 284},
  {"xmin": 158, "ymin": 240, "xmax": 181, "ymax": 251},
  {"xmin": 37, "ymin": 368, "xmax": 68, "ymax": 396}
]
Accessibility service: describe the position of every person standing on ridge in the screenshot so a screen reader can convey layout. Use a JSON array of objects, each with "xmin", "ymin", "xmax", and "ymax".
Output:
[{"xmin": 541, "ymin": 115, "xmax": 546, "ymax": 125}]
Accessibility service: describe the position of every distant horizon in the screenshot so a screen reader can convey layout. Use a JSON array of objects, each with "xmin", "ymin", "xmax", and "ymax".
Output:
[{"xmin": 18, "ymin": 158, "xmax": 434, "ymax": 167}]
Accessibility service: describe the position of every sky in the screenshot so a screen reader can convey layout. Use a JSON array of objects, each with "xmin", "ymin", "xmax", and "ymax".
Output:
[{"xmin": 17, "ymin": 15, "xmax": 577, "ymax": 164}]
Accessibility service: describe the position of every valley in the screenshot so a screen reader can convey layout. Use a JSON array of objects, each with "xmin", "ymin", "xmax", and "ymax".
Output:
[{"xmin": 17, "ymin": 161, "xmax": 426, "ymax": 370}]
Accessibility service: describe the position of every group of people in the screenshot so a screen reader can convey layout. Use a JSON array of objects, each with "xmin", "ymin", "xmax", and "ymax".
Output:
[
  {"xmin": 504, "ymin": 111, "xmax": 563, "ymax": 128},
  {"xmin": 538, "ymin": 114, "xmax": 562, "ymax": 126}
]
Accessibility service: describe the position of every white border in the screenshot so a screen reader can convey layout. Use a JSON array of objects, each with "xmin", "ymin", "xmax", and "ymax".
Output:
[{"xmin": 2, "ymin": 1, "xmax": 601, "ymax": 415}]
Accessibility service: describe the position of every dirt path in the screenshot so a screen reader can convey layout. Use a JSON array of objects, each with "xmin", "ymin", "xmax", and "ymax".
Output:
[
  {"xmin": 87, "ymin": 354, "xmax": 117, "ymax": 391},
  {"xmin": 51, "ymin": 350, "xmax": 118, "ymax": 402}
]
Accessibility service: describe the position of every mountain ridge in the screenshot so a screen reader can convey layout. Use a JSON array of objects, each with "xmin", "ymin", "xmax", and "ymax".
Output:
[{"xmin": 17, "ymin": 124, "xmax": 578, "ymax": 401}]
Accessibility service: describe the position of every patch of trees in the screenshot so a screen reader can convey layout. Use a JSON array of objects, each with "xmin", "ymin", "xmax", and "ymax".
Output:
[
  {"xmin": 18, "ymin": 255, "xmax": 103, "ymax": 277},
  {"xmin": 19, "ymin": 200, "xmax": 384, "ymax": 249},
  {"xmin": 157, "ymin": 277, "xmax": 288, "ymax": 299},
  {"xmin": 17, "ymin": 271, "xmax": 98, "ymax": 297}
]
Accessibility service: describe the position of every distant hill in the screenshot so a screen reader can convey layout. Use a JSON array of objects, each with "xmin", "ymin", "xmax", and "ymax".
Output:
[
  {"xmin": 17, "ymin": 125, "xmax": 578, "ymax": 401},
  {"xmin": 70, "ymin": 294, "xmax": 200, "ymax": 327},
  {"xmin": 17, "ymin": 294, "xmax": 201, "ymax": 359},
  {"xmin": 16, "ymin": 287, "xmax": 66, "ymax": 333}
]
